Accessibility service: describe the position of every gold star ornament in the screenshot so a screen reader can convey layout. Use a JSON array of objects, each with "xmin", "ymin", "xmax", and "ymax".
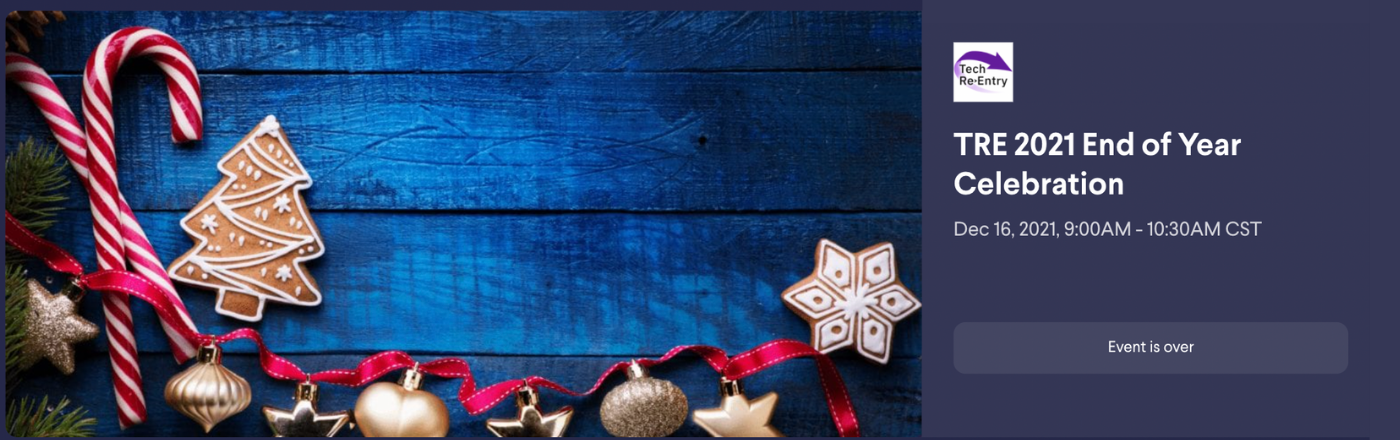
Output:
[
  {"xmin": 487, "ymin": 385, "xmax": 572, "ymax": 437},
  {"xmin": 19, "ymin": 279, "xmax": 98, "ymax": 375},
  {"xmin": 487, "ymin": 385, "xmax": 573, "ymax": 437},
  {"xmin": 692, "ymin": 378, "xmax": 783, "ymax": 437},
  {"xmin": 263, "ymin": 382, "xmax": 354, "ymax": 437}
]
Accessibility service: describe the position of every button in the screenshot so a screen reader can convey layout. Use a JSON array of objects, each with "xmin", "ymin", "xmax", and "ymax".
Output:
[{"xmin": 954, "ymin": 322, "xmax": 1347, "ymax": 374}]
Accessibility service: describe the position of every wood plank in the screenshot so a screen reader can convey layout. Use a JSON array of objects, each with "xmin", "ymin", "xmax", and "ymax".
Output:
[
  {"xmin": 6, "ymin": 72, "xmax": 921, "ymax": 211},
  {"xmin": 21, "ymin": 11, "xmax": 920, "ymax": 73},
  {"xmin": 41, "ymin": 211, "xmax": 922, "ymax": 357},
  {"xmin": 13, "ymin": 353, "xmax": 920, "ymax": 437}
]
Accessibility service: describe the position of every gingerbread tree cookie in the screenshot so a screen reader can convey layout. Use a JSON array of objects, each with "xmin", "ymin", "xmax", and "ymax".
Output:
[{"xmin": 168, "ymin": 115, "xmax": 325, "ymax": 322}]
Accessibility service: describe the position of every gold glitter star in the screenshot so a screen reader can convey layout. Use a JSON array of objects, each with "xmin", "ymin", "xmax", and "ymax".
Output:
[
  {"xmin": 692, "ymin": 379, "xmax": 783, "ymax": 437},
  {"xmin": 486, "ymin": 386, "xmax": 573, "ymax": 437},
  {"xmin": 263, "ymin": 383, "xmax": 352, "ymax": 437},
  {"xmin": 19, "ymin": 279, "xmax": 98, "ymax": 375}
]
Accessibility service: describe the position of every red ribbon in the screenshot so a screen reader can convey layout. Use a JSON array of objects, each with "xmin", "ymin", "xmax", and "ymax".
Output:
[
  {"xmin": 462, "ymin": 341, "xmax": 860, "ymax": 437},
  {"xmin": 7, "ymin": 211, "xmax": 861, "ymax": 436},
  {"xmin": 6, "ymin": 212, "xmax": 85, "ymax": 276}
]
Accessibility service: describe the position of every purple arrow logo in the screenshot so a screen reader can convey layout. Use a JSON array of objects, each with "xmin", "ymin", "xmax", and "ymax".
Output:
[{"xmin": 955, "ymin": 51, "xmax": 1012, "ymax": 93}]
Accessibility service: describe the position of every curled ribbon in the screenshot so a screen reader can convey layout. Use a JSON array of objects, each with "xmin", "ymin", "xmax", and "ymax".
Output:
[{"xmin": 7, "ymin": 212, "xmax": 860, "ymax": 436}]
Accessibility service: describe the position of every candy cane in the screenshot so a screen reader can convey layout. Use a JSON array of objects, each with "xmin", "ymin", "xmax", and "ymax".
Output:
[{"xmin": 79, "ymin": 27, "xmax": 204, "ymax": 429}]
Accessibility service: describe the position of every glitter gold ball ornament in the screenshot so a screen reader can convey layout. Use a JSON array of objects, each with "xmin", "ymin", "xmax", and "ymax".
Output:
[
  {"xmin": 18, "ymin": 279, "xmax": 98, "ymax": 375},
  {"xmin": 692, "ymin": 378, "xmax": 783, "ymax": 437},
  {"xmin": 600, "ymin": 362, "xmax": 689, "ymax": 437},
  {"xmin": 263, "ymin": 382, "xmax": 354, "ymax": 437},
  {"xmin": 353, "ymin": 367, "xmax": 450, "ymax": 437},
  {"xmin": 165, "ymin": 344, "xmax": 252, "ymax": 432},
  {"xmin": 486, "ymin": 385, "xmax": 573, "ymax": 437}
]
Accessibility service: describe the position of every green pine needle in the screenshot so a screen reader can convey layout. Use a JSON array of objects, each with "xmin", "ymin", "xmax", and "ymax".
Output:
[
  {"xmin": 6, "ymin": 265, "xmax": 30, "ymax": 380},
  {"xmin": 4, "ymin": 138, "xmax": 70, "ymax": 384},
  {"xmin": 5, "ymin": 396, "xmax": 96, "ymax": 437},
  {"xmin": 4, "ymin": 138, "xmax": 92, "ymax": 434},
  {"xmin": 5, "ymin": 138, "xmax": 70, "ymax": 247}
]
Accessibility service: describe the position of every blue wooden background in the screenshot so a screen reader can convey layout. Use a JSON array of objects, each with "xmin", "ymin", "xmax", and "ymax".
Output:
[{"xmin": 4, "ymin": 11, "xmax": 921, "ymax": 437}]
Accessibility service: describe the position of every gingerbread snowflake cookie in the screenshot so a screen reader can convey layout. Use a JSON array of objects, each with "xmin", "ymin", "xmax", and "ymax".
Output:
[
  {"xmin": 781, "ymin": 240, "xmax": 921, "ymax": 364},
  {"xmin": 168, "ymin": 115, "xmax": 325, "ymax": 322}
]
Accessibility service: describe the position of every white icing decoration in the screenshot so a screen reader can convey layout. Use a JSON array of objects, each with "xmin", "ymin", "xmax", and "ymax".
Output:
[
  {"xmin": 298, "ymin": 248, "xmax": 304, "ymax": 255},
  {"xmin": 238, "ymin": 236, "xmax": 245, "ymax": 246},
  {"xmin": 245, "ymin": 167, "xmax": 253, "ymax": 177},
  {"xmin": 186, "ymin": 265, "xmax": 194, "ymax": 275},
  {"xmin": 296, "ymin": 286, "xmax": 302, "ymax": 296},
  {"xmin": 214, "ymin": 245, "xmax": 222, "ymax": 252},
  {"xmin": 254, "ymin": 170, "xmax": 263, "ymax": 180},
  {"xmin": 200, "ymin": 214, "xmax": 218, "ymax": 233},
  {"xmin": 261, "ymin": 267, "xmax": 268, "ymax": 277},
  {"xmin": 276, "ymin": 150, "xmax": 283, "ymax": 159},
  {"xmin": 273, "ymin": 194, "xmax": 292, "ymax": 213},
  {"xmin": 289, "ymin": 217, "xmax": 296, "ymax": 226},
  {"xmin": 275, "ymin": 265, "xmax": 292, "ymax": 282},
  {"xmin": 201, "ymin": 273, "xmax": 208, "ymax": 280}
]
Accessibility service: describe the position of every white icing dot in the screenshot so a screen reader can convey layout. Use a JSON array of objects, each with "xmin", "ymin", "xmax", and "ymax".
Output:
[
  {"xmin": 214, "ymin": 245, "xmax": 222, "ymax": 252},
  {"xmin": 185, "ymin": 265, "xmax": 194, "ymax": 275},
  {"xmin": 307, "ymin": 246, "xmax": 314, "ymax": 252},
  {"xmin": 266, "ymin": 242, "xmax": 273, "ymax": 248},
  {"xmin": 201, "ymin": 273, "xmax": 208, "ymax": 280},
  {"xmin": 298, "ymin": 248, "xmax": 305, "ymax": 255}
]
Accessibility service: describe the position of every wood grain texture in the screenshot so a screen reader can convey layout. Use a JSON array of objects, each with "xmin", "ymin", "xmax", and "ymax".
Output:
[
  {"xmin": 44, "ymin": 210, "xmax": 921, "ymax": 357},
  {"xmin": 15, "ymin": 353, "xmax": 920, "ymax": 437},
  {"xmin": 6, "ymin": 71, "xmax": 921, "ymax": 211},
  {"xmin": 5, "ymin": 11, "xmax": 923, "ymax": 436},
  {"xmin": 20, "ymin": 11, "xmax": 920, "ymax": 73}
]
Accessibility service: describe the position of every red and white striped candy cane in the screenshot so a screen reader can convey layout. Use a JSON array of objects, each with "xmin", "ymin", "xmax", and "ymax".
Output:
[
  {"xmin": 8, "ymin": 50, "xmax": 204, "ymax": 428},
  {"xmin": 79, "ymin": 27, "xmax": 204, "ymax": 429}
]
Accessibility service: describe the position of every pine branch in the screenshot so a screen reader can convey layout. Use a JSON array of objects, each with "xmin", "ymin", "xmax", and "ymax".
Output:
[
  {"xmin": 5, "ymin": 264, "xmax": 29, "ymax": 394},
  {"xmin": 5, "ymin": 138, "xmax": 69, "ymax": 262},
  {"xmin": 5, "ymin": 396, "xmax": 96, "ymax": 437}
]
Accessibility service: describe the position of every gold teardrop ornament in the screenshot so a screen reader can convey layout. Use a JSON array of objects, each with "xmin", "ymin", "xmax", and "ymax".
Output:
[{"xmin": 165, "ymin": 345, "xmax": 252, "ymax": 432}]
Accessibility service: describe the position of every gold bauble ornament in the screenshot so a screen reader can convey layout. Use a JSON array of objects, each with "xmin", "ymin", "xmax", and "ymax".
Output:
[
  {"xmin": 692, "ymin": 378, "xmax": 783, "ymax": 437},
  {"xmin": 353, "ymin": 367, "xmax": 450, "ymax": 437},
  {"xmin": 263, "ymin": 382, "xmax": 354, "ymax": 437},
  {"xmin": 165, "ymin": 344, "xmax": 252, "ymax": 432},
  {"xmin": 18, "ymin": 279, "xmax": 98, "ymax": 375},
  {"xmin": 486, "ymin": 385, "xmax": 573, "ymax": 437},
  {"xmin": 600, "ymin": 362, "xmax": 688, "ymax": 437}
]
